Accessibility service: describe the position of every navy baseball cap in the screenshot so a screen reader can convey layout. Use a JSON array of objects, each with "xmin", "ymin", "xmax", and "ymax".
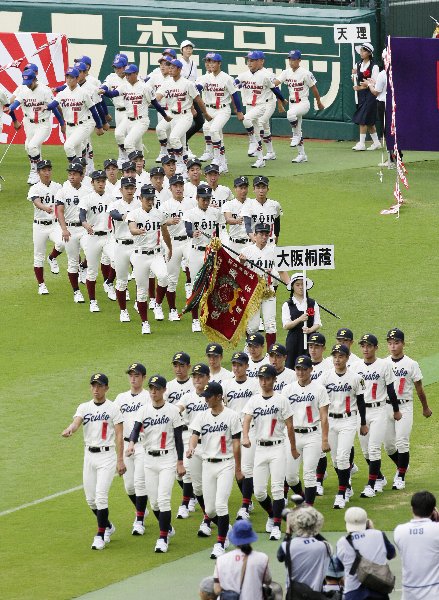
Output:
[
  {"xmin": 91, "ymin": 170, "xmax": 107, "ymax": 180},
  {"xmin": 187, "ymin": 158, "xmax": 202, "ymax": 169},
  {"xmin": 72, "ymin": 157, "xmax": 86, "ymax": 167},
  {"xmin": 204, "ymin": 52, "xmax": 222, "ymax": 62},
  {"xmin": 90, "ymin": 372, "xmax": 109, "ymax": 385},
  {"xmin": 124, "ymin": 64, "xmax": 139, "ymax": 74},
  {"xmin": 161, "ymin": 155, "xmax": 176, "ymax": 164},
  {"xmin": 104, "ymin": 158, "xmax": 118, "ymax": 169},
  {"xmin": 67, "ymin": 163, "xmax": 83, "ymax": 174},
  {"xmin": 200, "ymin": 381, "xmax": 223, "ymax": 398},
  {"xmin": 128, "ymin": 150, "xmax": 144, "ymax": 160},
  {"xmin": 254, "ymin": 222, "xmax": 270, "ymax": 234},
  {"xmin": 74, "ymin": 62, "xmax": 87, "ymax": 72},
  {"xmin": 268, "ymin": 343, "xmax": 287, "ymax": 356},
  {"xmin": 24, "ymin": 63, "xmax": 38, "ymax": 73},
  {"xmin": 247, "ymin": 50, "xmax": 264, "ymax": 60},
  {"xmin": 113, "ymin": 54, "xmax": 128, "ymax": 68},
  {"xmin": 37, "ymin": 159, "xmax": 52, "ymax": 170},
  {"xmin": 359, "ymin": 333, "xmax": 378, "ymax": 346},
  {"xmin": 75, "ymin": 55, "xmax": 91, "ymax": 65},
  {"xmin": 162, "ymin": 48, "xmax": 177, "ymax": 58},
  {"xmin": 387, "ymin": 328, "xmax": 404, "ymax": 342},
  {"xmin": 258, "ymin": 364, "xmax": 277, "ymax": 378},
  {"xmin": 170, "ymin": 59, "xmax": 183, "ymax": 69},
  {"xmin": 247, "ymin": 332, "xmax": 265, "ymax": 346},
  {"xmin": 150, "ymin": 166, "xmax": 165, "ymax": 177},
  {"xmin": 169, "ymin": 174, "xmax": 185, "ymax": 185},
  {"xmin": 253, "ymin": 175, "xmax": 269, "ymax": 186},
  {"xmin": 192, "ymin": 363, "xmax": 210, "ymax": 376},
  {"xmin": 288, "ymin": 50, "xmax": 302, "ymax": 60},
  {"xmin": 295, "ymin": 355, "xmax": 313, "ymax": 369},
  {"xmin": 331, "ymin": 343, "xmax": 350, "ymax": 356},
  {"xmin": 234, "ymin": 176, "xmax": 249, "ymax": 187},
  {"xmin": 22, "ymin": 69, "xmax": 36, "ymax": 85},
  {"xmin": 126, "ymin": 362, "xmax": 147, "ymax": 375},
  {"xmin": 308, "ymin": 332, "xmax": 326, "ymax": 346},
  {"xmin": 172, "ymin": 352, "xmax": 191, "ymax": 365},
  {"xmin": 197, "ymin": 184, "xmax": 213, "ymax": 197},
  {"xmin": 206, "ymin": 343, "xmax": 223, "ymax": 356},
  {"xmin": 140, "ymin": 184, "xmax": 156, "ymax": 198},
  {"xmin": 204, "ymin": 163, "xmax": 220, "ymax": 174},
  {"xmin": 121, "ymin": 176, "xmax": 137, "ymax": 187},
  {"xmin": 336, "ymin": 328, "xmax": 354, "ymax": 341},
  {"xmin": 231, "ymin": 351, "xmax": 249, "ymax": 364},
  {"xmin": 66, "ymin": 66, "xmax": 79, "ymax": 78},
  {"xmin": 148, "ymin": 374, "xmax": 167, "ymax": 389},
  {"xmin": 122, "ymin": 161, "xmax": 136, "ymax": 171}
]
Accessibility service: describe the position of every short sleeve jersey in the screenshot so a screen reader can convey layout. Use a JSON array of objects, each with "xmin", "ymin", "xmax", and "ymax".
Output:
[
  {"xmin": 384, "ymin": 355, "xmax": 422, "ymax": 402},
  {"xmin": 222, "ymin": 377, "xmax": 260, "ymax": 415},
  {"xmin": 311, "ymin": 358, "xmax": 333, "ymax": 382},
  {"xmin": 28, "ymin": 179, "xmax": 62, "ymax": 221},
  {"xmin": 177, "ymin": 391, "xmax": 209, "ymax": 429},
  {"xmin": 113, "ymin": 389, "xmax": 151, "ymax": 439},
  {"xmin": 79, "ymin": 191, "xmax": 113, "ymax": 231},
  {"xmin": 157, "ymin": 76, "xmax": 199, "ymax": 113},
  {"xmin": 356, "ymin": 358, "xmax": 395, "ymax": 405},
  {"xmin": 192, "ymin": 406, "xmax": 242, "ymax": 459},
  {"xmin": 161, "ymin": 196, "xmax": 196, "ymax": 238},
  {"xmin": 198, "ymin": 70, "xmax": 237, "ymax": 107},
  {"xmin": 128, "ymin": 207, "xmax": 166, "ymax": 250},
  {"xmin": 241, "ymin": 243, "xmax": 279, "ymax": 290},
  {"xmin": 118, "ymin": 79, "xmax": 155, "ymax": 119},
  {"xmin": 56, "ymin": 84, "xmax": 94, "ymax": 124},
  {"xmin": 146, "ymin": 71, "xmax": 169, "ymax": 107},
  {"xmin": 222, "ymin": 198, "xmax": 250, "ymax": 240},
  {"xmin": 209, "ymin": 367, "xmax": 234, "ymax": 385},
  {"xmin": 184, "ymin": 206, "xmax": 220, "ymax": 247},
  {"xmin": 282, "ymin": 380, "xmax": 330, "ymax": 428},
  {"xmin": 237, "ymin": 68, "xmax": 275, "ymax": 107},
  {"xmin": 134, "ymin": 402, "xmax": 184, "ymax": 451},
  {"xmin": 164, "ymin": 377, "xmax": 195, "ymax": 405},
  {"xmin": 273, "ymin": 367, "xmax": 296, "ymax": 395},
  {"xmin": 240, "ymin": 198, "xmax": 282, "ymax": 243},
  {"xmin": 15, "ymin": 83, "xmax": 54, "ymax": 121},
  {"xmin": 243, "ymin": 392, "xmax": 293, "ymax": 441},
  {"xmin": 323, "ymin": 369, "xmax": 365, "ymax": 414},
  {"xmin": 55, "ymin": 181, "xmax": 89, "ymax": 222},
  {"xmin": 247, "ymin": 354, "xmax": 270, "ymax": 379},
  {"xmin": 74, "ymin": 399, "xmax": 123, "ymax": 447},
  {"xmin": 110, "ymin": 197, "xmax": 141, "ymax": 240},
  {"xmin": 277, "ymin": 66, "xmax": 317, "ymax": 102}
]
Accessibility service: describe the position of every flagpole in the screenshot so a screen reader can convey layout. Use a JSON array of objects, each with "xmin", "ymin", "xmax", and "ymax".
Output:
[{"xmin": 302, "ymin": 267, "xmax": 308, "ymax": 352}]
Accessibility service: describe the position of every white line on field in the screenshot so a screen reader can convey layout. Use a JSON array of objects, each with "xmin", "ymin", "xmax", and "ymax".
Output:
[{"xmin": 0, "ymin": 485, "xmax": 83, "ymax": 517}]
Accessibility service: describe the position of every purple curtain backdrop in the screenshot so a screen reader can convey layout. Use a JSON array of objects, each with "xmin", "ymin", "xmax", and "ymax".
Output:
[{"xmin": 386, "ymin": 37, "xmax": 439, "ymax": 151}]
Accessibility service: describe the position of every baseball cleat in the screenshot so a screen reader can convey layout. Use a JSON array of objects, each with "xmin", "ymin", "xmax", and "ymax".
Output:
[
  {"xmin": 316, "ymin": 483, "xmax": 324, "ymax": 496},
  {"xmin": 236, "ymin": 507, "xmax": 250, "ymax": 521},
  {"xmin": 47, "ymin": 256, "xmax": 60, "ymax": 274},
  {"xmin": 141, "ymin": 321, "xmax": 151, "ymax": 335},
  {"xmin": 168, "ymin": 309, "xmax": 181, "ymax": 322},
  {"xmin": 374, "ymin": 476, "xmax": 387, "ymax": 493},
  {"xmin": 269, "ymin": 526, "xmax": 282, "ymax": 541},
  {"xmin": 292, "ymin": 154, "xmax": 307, "ymax": 163},
  {"xmin": 290, "ymin": 135, "xmax": 301, "ymax": 147},
  {"xmin": 251, "ymin": 158, "xmax": 266, "ymax": 169},
  {"xmin": 104, "ymin": 282, "xmax": 116, "ymax": 301},
  {"xmin": 198, "ymin": 521, "xmax": 212, "ymax": 537},
  {"xmin": 89, "ymin": 300, "xmax": 100, "ymax": 313},
  {"xmin": 132, "ymin": 521, "xmax": 145, "ymax": 536},
  {"xmin": 27, "ymin": 172, "xmax": 40, "ymax": 185},
  {"xmin": 177, "ymin": 505, "xmax": 190, "ymax": 519},
  {"xmin": 265, "ymin": 517, "xmax": 274, "ymax": 533},
  {"xmin": 219, "ymin": 163, "xmax": 228, "ymax": 174},
  {"xmin": 192, "ymin": 319, "xmax": 201, "ymax": 333},
  {"xmin": 392, "ymin": 476, "xmax": 405, "ymax": 490},
  {"xmin": 38, "ymin": 282, "xmax": 49, "ymax": 295},
  {"xmin": 333, "ymin": 494, "xmax": 346, "ymax": 509},
  {"xmin": 73, "ymin": 290, "xmax": 85, "ymax": 303},
  {"xmin": 188, "ymin": 497, "xmax": 198, "ymax": 512},
  {"xmin": 154, "ymin": 538, "xmax": 168, "ymax": 553},
  {"xmin": 352, "ymin": 142, "xmax": 366, "ymax": 151},
  {"xmin": 104, "ymin": 523, "xmax": 116, "ymax": 543},
  {"xmin": 264, "ymin": 152, "xmax": 277, "ymax": 161},
  {"xmin": 185, "ymin": 283, "xmax": 192, "ymax": 299},
  {"xmin": 149, "ymin": 298, "xmax": 157, "ymax": 310},
  {"xmin": 153, "ymin": 304, "xmax": 164, "ymax": 321},
  {"xmin": 199, "ymin": 150, "xmax": 213, "ymax": 162},
  {"xmin": 350, "ymin": 463, "xmax": 359, "ymax": 476},
  {"xmin": 248, "ymin": 141, "xmax": 258, "ymax": 156},
  {"xmin": 155, "ymin": 149, "xmax": 168, "ymax": 163},
  {"xmin": 360, "ymin": 485, "xmax": 376, "ymax": 498},
  {"xmin": 367, "ymin": 142, "xmax": 382, "ymax": 151},
  {"xmin": 186, "ymin": 147, "xmax": 196, "ymax": 160},
  {"xmin": 120, "ymin": 309, "xmax": 130, "ymax": 322},
  {"xmin": 210, "ymin": 543, "xmax": 225, "ymax": 559},
  {"xmin": 91, "ymin": 535, "xmax": 105, "ymax": 550}
]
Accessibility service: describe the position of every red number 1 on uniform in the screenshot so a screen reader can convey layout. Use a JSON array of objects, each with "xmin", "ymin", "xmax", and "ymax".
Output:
[{"xmin": 102, "ymin": 422, "xmax": 108, "ymax": 440}]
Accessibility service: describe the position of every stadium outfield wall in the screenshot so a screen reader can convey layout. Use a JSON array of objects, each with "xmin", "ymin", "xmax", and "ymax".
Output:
[{"xmin": 0, "ymin": 0, "xmax": 378, "ymax": 139}]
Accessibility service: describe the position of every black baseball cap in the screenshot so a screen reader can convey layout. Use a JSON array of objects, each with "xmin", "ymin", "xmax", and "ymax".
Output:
[
  {"xmin": 148, "ymin": 374, "xmax": 167, "ymax": 388},
  {"xmin": 331, "ymin": 343, "xmax": 350, "ymax": 356},
  {"xmin": 192, "ymin": 363, "xmax": 210, "ymax": 376},
  {"xmin": 169, "ymin": 174, "xmax": 185, "ymax": 186},
  {"xmin": 37, "ymin": 159, "xmax": 52, "ymax": 170},
  {"xmin": 140, "ymin": 184, "xmax": 156, "ymax": 198},
  {"xmin": 72, "ymin": 157, "xmax": 87, "ymax": 167},
  {"xmin": 187, "ymin": 158, "xmax": 201, "ymax": 169},
  {"xmin": 121, "ymin": 176, "xmax": 137, "ymax": 187},
  {"xmin": 234, "ymin": 176, "xmax": 249, "ymax": 187},
  {"xmin": 104, "ymin": 158, "xmax": 118, "ymax": 169},
  {"xmin": 128, "ymin": 150, "xmax": 144, "ymax": 160},
  {"xmin": 295, "ymin": 355, "xmax": 313, "ymax": 369},
  {"xmin": 231, "ymin": 351, "xmax": 249, "ymax": 364},
  {"xmin": 336, "ymin": 328, "xmax": 354, "ymax": 341},
  {"xmin": 200, "ymin": 381, "xmax": 223, "ymax": 397},
  {"xmin": 161, "ymin": 155, "xmax": 176, "ymax": 164},
  {"xmin": 172, "ymin": 352, "xmax": 190, "ymax": 365},
  {"xmin": 197, "ymin": 184, "xmax": 212, "ymax": 197},
  {"xmin": 387, "ymin": 328, "xmax": 404, "ymax": 341},
  {"xmin": 204, "ymin": 164, "xmax": 219, "ymax": 174},
  {"xmin": 126, "ymin": 362, "xmax": 147, "ymax": 375},
  {"xmin": 254, "ymin": 222, "xmax": 270, "ymax": 234},
  {"xmin": 206, "ymin": 343, "xmax": 223, "ymax": 356},
  {"xmin": 67, "ymin": 163, "xmax": 83, "ymax": 174},
  {"xmin": 247, "ymin": 332, "xmax": 265, "ymax": 346},
  {"xmin": 268, "ymin": 343, "xmax": 287, "ymax": 356},
  {"xmin": 90, "ymin": 372, "xmax": 109, "ymax": 385},
  {"xmin": 258, "ymin": 364, "xmax": 277, "ymax": 378},
  {"xmin": 253, "ymin": 175, "xmax": 269, "ymax": 186},
  {"xmin": 308, "ymin": 332, "xmax": 326, "ymax": 346},
  {"xmin": 122, "ymin": 161, "xmax": 136, "ymax": 172},
  {"xmin": 150, "ymin": 166, "xmax": 165, "ymax": 177},
  {"xmin": 91, "ymin": 170, "xmax": 107, "ymax": 180},
  {"xmin": 359, "ymin": 333, "xmax": 378, "ymax": 346}
]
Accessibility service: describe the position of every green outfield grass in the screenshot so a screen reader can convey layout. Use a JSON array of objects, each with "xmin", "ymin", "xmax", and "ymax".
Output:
[{"xmin": 0, "ymin": 132, "xmax": 438, "ymax": 600}]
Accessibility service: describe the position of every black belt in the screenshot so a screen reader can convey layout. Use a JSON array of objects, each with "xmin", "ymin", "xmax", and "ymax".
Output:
[
  {"xmin": 148, "ymin": 450, "xmax": 169, "ymax": 457},
  {"xmin": 329, "ymin": 411, "xmax": 357, "ymax": 419},
  {"xmin": 34, "ymin": 219, "xmax": 56, "ymax": 225},
  {"xmin": 94, "ymin": 231, "xmax": 108, "ymax": 236},
  {"xmin": 173, "ymin": 235, "xmax": 188, "ymax": 241},
  {"xmin": 116, "ymin": 107, "xmax": 126, "ymax": 112},
  {"xmin": 128, "ymin": 116, "xmax": 144, "ymax": 121},
  {"xmin": 134, "ymin": 248, "xmax": 160, "ymax": 255},
  {"xmin": 245, "ymin": 99, "xmax": 271, "ymax": 106},
  {"xmin": 256, "ymin": 440, "xmax": 283, "ymax": 447},
  {"xmin": 230, "ymin": 238, "xmax": 248, "ymax": 244},
  {"xmin": 192, "ymin": 245, "xmax": 206, "ymax": 251},
  {"xmin": 182, "ymin": 425, "xmax": 188, "ymax": 432},
  {"xmin": 289, "ymin": 99, "xmax": 301, "ymax": 104},
  {"xmin": 206, "ymin": 103, "xmax": 227, "ymax": 109},
  {"xmin": 294, "ymin": 427, "xmax": 318, "ymax": 433},
  {"xmin": 29, "ymin": 118, "xmax": 47, "ymax": 123},
  {"xmin": 171, "ymin": 109, "xmax": 189, "ymax": 114},
  {"xmin": 88, "ymin": 446, "xmax": 110, "ymax": 453},
  {"xmin": 205, "ymin": 457, "xmax": 231, "ymax": 463},
  {"xmin": 66, "ymin": 117, "xmax": 90, "ymax": 126},
  {"xmin": 66, "ymin": 221, "xmax": 81, "ymax": 227},
  {"xmin": 366, "ymin": 401, "xmax": 384, "ymax": 408},
  {"xmin": 116, "ymin": 239, "xmax": 134, "ymax": 245},
  {"xmin": 387, "ymin": 399, "xmax": 411, "ymax": 405}
]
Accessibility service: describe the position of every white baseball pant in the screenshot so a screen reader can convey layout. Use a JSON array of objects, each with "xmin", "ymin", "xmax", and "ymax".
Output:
[
  {"xmin": 241, "ymin": 428, "xmax": 256, "ymax": 479},
  {"xmin": 114, "ymin": 107, "xmax": 127, "ymax": 128},
  {"xmin": 113, "ymin": 240, "xmax": 135, "ymax": 292},
  {"xmin": 33, "ymin": 222, "xmax": 64, "ymax": 267},
  {"xmin": 131, "ymin": 251, "xmax": 168, "ymax": 302},
  {"xmin": 358, "ymin": 405, "xmax": 386, "ymax": 461},
  {"xmin": 190, "ymin": 445, "xmax": 203, "ymax": 497},
  {"xmin": 124, "ymin": 117, "xmax": 150, "ymax": 154},
  {"xmin": 166, "ymin": 238, "xmax": 190, "ymax": 292},
  {"xmin": 83, "ymin": 449, "xmax": 116, "ymax": 510},
  {"xmin": 181, "ymin": 429, "xmax": 192, "ymax": 484},
  {"xmin": 259, "ymin": 99, "xmax": 276, "ymax": 134},
  {"xmin": 286, "ymin": 431, "xmax": 321, "ymax": 488},
  {"xmin": 62, "ymin": 225, "xmax": 86, "ymax": 273},
  {"xmin": 156, "ymin": 115, "xmax": 172, "ymax": 144},
  {"xmin": 202, "ymin": 458, "xmax": 234, "ymax": 518},
  {"xmin": 253, "ymin": 441, "xmax": 286, "ymax": 502},
  {"xmin": 188, "ymin": 246, "xmax": 207, "ymax": 282},
  {"xmin": 168, "ymin": 112, "xmax": 193, "ymax": 150},
  {"xmin": 243, "ymin": 104, "xmax": 266, "ymax": 140},
  {"xmin": 123, "ymin": 441, "xmax": 147, "ymax": 496},
  {"xmin": 287, "ymin": 99, "xmax": 310, "ymax": 139},
  {"xmin": 328, "ymin": 416, "xmax": 357, "ymax": 471},
  {"xmin": 144, "ymin": 451, "xmax": 176, "ymax": 512},
  {"xmin": 247, "ymin": 296, "xmax": 276, "ymax": 335},
  {"xmin": 83, "ymin": 233, "xmax": 112, "ymax": 281},
  {"xmin": 202, "ymin": 106, "xmax": 230, "ymax": 145},
  {"xmin": 23, "ymin": 120, "xmax": 51, "ymax": 157},
  {"xmin": 64, "ymin": 119, "xmax": 94, "ymax": 159},
  {"xmin": 384, "ymin": 402, "xmax": 413, "ymax": 455}
]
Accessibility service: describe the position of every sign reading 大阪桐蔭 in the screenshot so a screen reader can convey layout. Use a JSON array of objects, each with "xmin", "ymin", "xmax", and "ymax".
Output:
[{"xmin": 275, "ymin": 245, "xmax": 335, "ymax": 271}]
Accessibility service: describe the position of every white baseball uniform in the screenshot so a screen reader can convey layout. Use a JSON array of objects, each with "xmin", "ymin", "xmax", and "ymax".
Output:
[
  {"xmin": 247, "ymin": 355, "xmax": 270, "ymax": 379},
  {"xmin": 55, "ymin": 181, "xmax": 89, "ymax": 273},
  {"xmin": 56, "ymin": 84, "xmax": 96, "ymax": 159},
  {"xmin": 164, "ymin": 377, "xmax": 195, "ymax": 405},
  {"xmin": 101, "ymin": 72, "xmax": 126, "ymax": 126},
  {"xmin": 28, "ymin": 179, "xmax": 63, "ymax": 268},
  {"xmin": 240, "ymin": 197, "xmax": 282, "ymax": 244},
  {"xmin": 222, "ymin": 197, "xmax": 251, "ymax": 255},
  {"xmin": 177, "ymin": 392, "xmax": 208, "ymax": 495},
  {"xmin": 277, "ymin": 66, "xmax": 317, "ymax": 139},
  {"xmin": 273, "ymin": 367, "xmax": 296, "ymax": 395},
  {"xmin": 14, "ymin": 83, "xmax": 54, "ymax": 158},
  {"xmin": 311, "ymin": 358, "xmax": 332, "ymax": 382},
  {"xmin": 156, "ymin": 76, "xmax": 199, "ymax": 152},
  {"xmin": 237, "ymin": 68, "xmax": 276, "ymax": 143},
  {"xmin": 110, "ymin": 197, "xmax": 141, "ymax": 291},
  {"xmin": 258, "ymin": 68, "xmax": 277, "ymax": 142},
  {"xmin": 114, "ymin": 80, "xmax": 156, "ymax": 154},
  {"xmin": 209, "ymin": 367, "xmax": 233, "ymax": 385},
  {"xmin": 209, "ymin": 184, "xmax": 233, "ymax": 242},
  {"xmin": 79, "ymin": 191, "xmax": 113, "ymax": 281},
  {"xmin": 184, "ymin": 205, "xmax": 220, "ymax": 282}
]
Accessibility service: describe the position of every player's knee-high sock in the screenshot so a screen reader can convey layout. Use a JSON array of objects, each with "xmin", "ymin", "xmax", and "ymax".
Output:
[
  {"xmin": 291, "ymin": 481, "xmax": 304, "ymax": 497},
  {"xmin": 266, "ymin": 333, "xmax": 276, "ymax": 348},
  {"xmin": 86, "ymin": 279, "xmax": 96, "ymax": 301},
  {"xmin": 212, "ymin": 140, "xmax": 221, "ymax": 164},
  {"xmin": 68, "ymin": 272, "xmax": 79, "ymax": 291},
  {"xmin": 106, "ymin": 267, "xmax": 116, "ymax": 285},
  {"xmin": 350, "ymin": 446, "xmax": 355, "ymax": 469},
  {"xmin": 236, "ymin": 477, "xmax": 243, "ymax": 492},
  {"xmin": 192, "ymin": 307, "xmax": 199, "ymax": 319},
  {"xmin": 284, "ymin": 479, "xmax": 290, "ymax": 500},
  {"xmin": 153, "ymin": 510, "xmax": 160, "ymax": 521},
  {"xmin": 217, "ymin": 515, "xmax": 229, "ymax": 547},
  {"xmin": 91, "ymin": 508, "xmax": 98, "ymax": 516},
  {"xmin": 397, "ymin": 452, "xmax": 409, "ymax": 480},
  {"xmin": 96, "ymin": 508, "xmax": 110, "ymax": 539},
  {"xmin": 182, "ymin": 483, "xmax": 193, "ymax": 508},
  {"xmin": 272, "ymin": 499, "xmax": 284, "ymax": 527},
  {"xmin": 368, "ymin": 460, "xmax": 380, "ymax": 488},
  {"xmin": 49, "ymin": 247, "xmax": 62, "ymax": 260},
  {"xmin": 166, "ymin": 291, "xmax": 176, "ymax": 310},
  {"xmin": 67, "ymin": 155, "xmax": 76, "ymax": 163},
  {"xmin": 297, "ymin": 138, "xmax": 306, "ymax": 156},
  {"xmin": 100, "ymin": 263, "xmax": 110, "ymax": 280},
  {"xmin": 316, "ymin": 456, "xmax": 327, "ymax": 484},
  {"xmin": 203, "ymin": 135, "xmax": 212, "ymax": 154},
  {"xmin": 185, "ymin": 267, "xmax": 191, "ymax": 283},
  {"xmin": 241, "ymin": 478, "xmax": 253, "ymax": 510},
  {"xmin": 135, "ymin": 495, "xmax": 147, "ymax": 522},
  {"xmin": 137, "ymin": 301, "xmax": 148, "ymax": 323},
  {"xmin": 263, "ymin": 131, "xmax": 274, "ymax": 153},
  {"xmin": 176, "ymin": 479, "xmax": 184, "ymax": 490},
  {"xmin": 159, "ymin": 138, "xmax": 168, "ymax": 149},
  {"xmin": 156, "ymin": 285, "xmax": 167, "ymax": 306},
  {"xmin": 196, "ymin": 495, "xmax": 212, "ymax": 526},
  {"xmin": 388, "ymin": 451, "xmax": 399, "ymax": 466},
  {"xmin": 337, "ymin": 468, "xmax": 350, "ymax": 499},
  {"xmin": 116, "ymin": 289, "xmax": 127, "ymax": 310},
  {"xmin": 159, "ymin": 511, "xmax": 171, "ymax": 541},
  {"xmin": 128, "ymin": 494, "xmax": 136, "ymax": 506},
  {"xmin": 304, "ymin": 487, "xmax": 317, "ymax": 506},
  {"xmin": 34, "ymin": 267, "xmax": 44, "ymax": 284},
  {"xmin": 258, "ymin": 495, "xmax": 273, "ymax": 517},
  {"xmin": 149, "ymin": 278, "xmax": 156, "ymax": 298}
]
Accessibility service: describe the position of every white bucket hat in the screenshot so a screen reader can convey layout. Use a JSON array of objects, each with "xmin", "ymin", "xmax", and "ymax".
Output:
[
  {"xmin": 355, "ymin": 42, "xmax": 374, "ymax": 55},
  {"xmin": 290, "ymin": 272, "xmax": 314, "ymax": 290},
  {"xmin": 180, "ymin": 39, "xmax": 195, "ymax": 50}
]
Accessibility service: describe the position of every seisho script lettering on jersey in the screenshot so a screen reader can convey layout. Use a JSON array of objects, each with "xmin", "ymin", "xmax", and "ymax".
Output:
[
  {"xmin": 358, "ymin": 371, "xmax": 381, "ymax": 381},
  {"xmin": 226, "ymin": 389, "xmax": 253, "ymax": 402},
  {"xmin": 201, "ymin": 422, "xmax": 228, "ymax": 435},
  {"xmin": 393, "ymin": 367, "xmax": 409, "ymax": 377},
  {"xmin": 287, "ymin": 393, "xmax": 316, "ymax": 404},
  {"xmin": 253, "ymin": 405, "xmax": 279, "ymax": 418},
  {"xmin": 186, "ymin": 402, "xmax": 208, "ymax": 415},
  {"xmin": 167, "ymin": 389, "xmax": 191, "ymax": 403},
  {"xmin": 273, "ymin": 381, "xmax": 288, "ymax": 393},
  {"xmin": 120, "ymin": 402, "xmax": 143, "ymax": 414},
  {"xmin": 83, "ymin": 412, "xmax": 110, "ymax": 424},
  {"xmin": 326, "ymin": 383, "xmax": 353, "ymax": 393},
  {"xmin": 142, "ymin": 415, "xmax": 170, "ymax": 428}
]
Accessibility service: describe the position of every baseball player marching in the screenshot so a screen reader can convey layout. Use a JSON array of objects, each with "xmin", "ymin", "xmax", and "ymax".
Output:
[
  {"xmin": 101, "ymin": 53, "xmax": 128, "ymax": 166},
  {"xmin": 241, "ymin": 176, "xmax": 283, "ymax": 245},
  {"xmin": 205, "ymin": 343, "xmax": 233, "ymax": 385},
  {"xmin": 61, "ymin": 373, "xmax": 126, "ymax": 550},
  {"xmin": 188, "ymin": 381, "xmax": 243, "ymax": 559},
  {"xmin": 246, "ymin": 333, "xmax": 270, "ymax": 378},
  {"xmin": 222, "ymin": 176, "xmax": 251, "ymax": 255},
  {"xmin": 127, "ymin": 375, "xmax": 185, "ymax": 553}
]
